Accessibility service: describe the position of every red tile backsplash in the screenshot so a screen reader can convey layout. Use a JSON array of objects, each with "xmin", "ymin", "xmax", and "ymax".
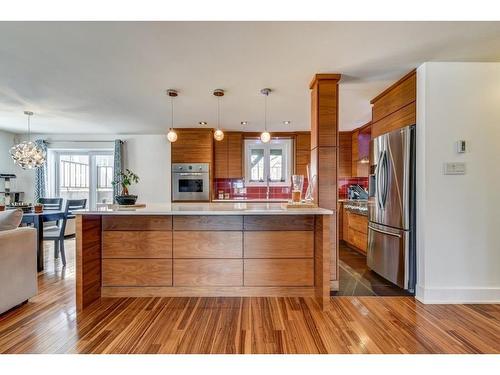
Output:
[
  {"xmin": 338, "ymin": 177, "xmax": 368, "ymax": 199},
  {"xmin": 214, "ymin": 178, "xmax": 309, "ymax": 200}
]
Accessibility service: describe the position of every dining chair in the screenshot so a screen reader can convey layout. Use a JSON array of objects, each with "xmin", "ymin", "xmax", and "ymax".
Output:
[
  {"xmin": 38, "ymin": 197, "xmax": 63, "ymax": 227},
  {"xmin": 43, "ymin": 199, "xmax": 87, "ymax": 266},
  {"xmin": 37, "ymin": 197, "xmax": 63, "ymax": 210}
]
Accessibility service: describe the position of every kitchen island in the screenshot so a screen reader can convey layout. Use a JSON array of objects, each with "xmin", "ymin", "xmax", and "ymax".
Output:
[{"xmin": 76, "ymin": 203, "xmax": 335, "ymax": 312}]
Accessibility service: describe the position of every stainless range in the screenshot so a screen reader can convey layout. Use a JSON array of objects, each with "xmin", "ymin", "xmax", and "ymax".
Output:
[{"xmin": 172, "ymin": 163, "xmax": 210, "ymax": 201}]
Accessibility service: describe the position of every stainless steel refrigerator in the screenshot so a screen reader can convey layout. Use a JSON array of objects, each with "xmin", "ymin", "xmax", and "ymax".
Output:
[{"xmin": 367, "ymin": 125, "xmax": 416, "ymax": 293}]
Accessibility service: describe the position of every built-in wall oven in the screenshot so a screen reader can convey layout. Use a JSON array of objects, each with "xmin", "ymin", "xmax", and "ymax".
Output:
[{"xmin": 172, "ymin": 163, "xmax": 210, "ymax": 201}]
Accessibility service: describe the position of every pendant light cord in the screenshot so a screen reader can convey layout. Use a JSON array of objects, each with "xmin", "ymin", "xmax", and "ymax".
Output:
[
  {"xmin": 170, "ymin": 96, "xmax": 174, "ymax": 131},
  {"xmin": 217, "ymin": 96, "xmax": 221, "ymax": 128},
  {"xmin": 264, "ymin": 93, "xmax": 268, "ymax": 132}
]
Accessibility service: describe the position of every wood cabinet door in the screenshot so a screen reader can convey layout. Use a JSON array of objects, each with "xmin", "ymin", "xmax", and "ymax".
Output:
[
  {"xmin": 227, "ymin": 132, "xmax": 243, "ymax": 178},
  {"xmin": 171, "ymin": 129, "xmax": 213, "ymax": 164},
  {"xmin": 351, "ymin": 130, "xmax": 359, "ymax": 177},
  {"xmin": 343, "ymin": 209, "xmax": 349, "ymax": 242},
  {"xmin": 338, "ymin": 132, "xmax": 352, "ymax": 177},
  {"xmin": 214, "ymin": 136, "xmax": 228, "ymax": 179}
]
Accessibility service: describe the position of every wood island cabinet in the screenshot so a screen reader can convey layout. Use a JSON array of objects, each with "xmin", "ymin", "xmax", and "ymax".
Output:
[{"xmin": 77, "ymin": 210, "xmax": 333, "ymax": 312}]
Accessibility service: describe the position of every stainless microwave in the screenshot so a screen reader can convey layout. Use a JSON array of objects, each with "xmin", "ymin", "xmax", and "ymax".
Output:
[{"xmin": 172, "ymin": 163, "xmax": 210, "ymax": 201}]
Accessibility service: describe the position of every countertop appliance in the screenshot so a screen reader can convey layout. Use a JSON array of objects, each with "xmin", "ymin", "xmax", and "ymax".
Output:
[
  {"xmin": 367, "ymin": 125, "xmax": 416, "ymax": 293},
  {"xmin": 172, "ymin": 163, "xmax": 210, "ymax": 201}
]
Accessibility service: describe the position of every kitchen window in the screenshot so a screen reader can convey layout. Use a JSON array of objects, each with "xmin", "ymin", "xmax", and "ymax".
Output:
[{"xmin": 244, "ymin": 139, "xmax": 293, "ymax": 186}]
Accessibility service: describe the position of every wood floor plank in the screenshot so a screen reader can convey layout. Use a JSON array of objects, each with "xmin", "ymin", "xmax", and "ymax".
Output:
[{"xmin": 0, "ymin": 240, "xmax": 499, "ymax": 354}]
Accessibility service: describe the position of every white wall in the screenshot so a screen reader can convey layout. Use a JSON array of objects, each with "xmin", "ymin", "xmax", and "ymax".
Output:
[
  {"xmin": 13, "ymin": 134, "xmax": 171, "ymax": 204},
  {"xmin": 0, "ymin": 130, "xmax": 15, "ymax": 173},
  {"xmin": 0, "ymin": 130, "xmax": 32, "ymax": 201},
  {"xmin": 122, "ymin": 135, "xmax": 171, "ymax": 203},
  {"xmin": 416, "ymin": 62, "xmax": 500, "ymax": 303}
]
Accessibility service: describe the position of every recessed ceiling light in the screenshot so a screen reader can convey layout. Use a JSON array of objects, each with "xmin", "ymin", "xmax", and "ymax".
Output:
[
  {"xmin": 283, "ymin": 121, "xmax": 291, "ymax": 125},
  {"xmin": 241, "ymin": 121, "xmax": 248, "ymax": 125},
  {"xmin": 199, "ymin": 121, "xmax": 207, "ymax": 125}
]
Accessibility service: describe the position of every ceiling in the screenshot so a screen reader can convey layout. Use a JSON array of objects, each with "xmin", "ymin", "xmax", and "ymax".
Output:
[{"xmin": 1, "ymin": 21, "xmax": 500, "ymax": 135}]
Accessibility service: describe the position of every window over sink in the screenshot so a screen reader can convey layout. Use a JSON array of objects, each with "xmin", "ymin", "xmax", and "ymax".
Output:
[{"xmin": 244, "ymin": 138, "xmax": 293, "ymax": 186}]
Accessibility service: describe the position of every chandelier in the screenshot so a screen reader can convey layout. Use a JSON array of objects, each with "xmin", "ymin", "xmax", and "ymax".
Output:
[{"xmin": 10, "ymin": 111, "xmax": 46, "ymax": 169}]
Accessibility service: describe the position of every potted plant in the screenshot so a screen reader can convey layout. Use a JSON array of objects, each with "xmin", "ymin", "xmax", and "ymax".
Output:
[{"xmin": 112, "ymin": 169, "xmax": 140, "ymax": 205}]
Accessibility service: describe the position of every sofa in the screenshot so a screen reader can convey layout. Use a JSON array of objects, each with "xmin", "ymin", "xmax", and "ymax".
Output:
[{"xmin": 0, "ymin": 210, "xmax": 38, "ymax": 315}]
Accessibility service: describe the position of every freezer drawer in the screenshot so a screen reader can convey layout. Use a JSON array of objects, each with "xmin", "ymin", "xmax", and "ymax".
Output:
[{"xmin": 367, "ymin": 223, "xmax": 409, "ymax": 289}]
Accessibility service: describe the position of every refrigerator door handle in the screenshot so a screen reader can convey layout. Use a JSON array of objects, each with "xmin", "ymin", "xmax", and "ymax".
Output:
[
  {"xmin": 368, "ymin": 225, "xmax": 402, "ymax": 238},
  {"xmin": 376, "ymin": 152, "xmax": 383, "ymax": 209},
  {"xmin": 380, "ymin": 150, "xmax": 389, "ymax": 208}
]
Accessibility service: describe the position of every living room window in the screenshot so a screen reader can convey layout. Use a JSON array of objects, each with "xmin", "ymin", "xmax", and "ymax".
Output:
[
  {"xmin": 244, "ymin": 138, "xmax": 293, "ymax": 186},
  {"xmin": 49, "ymin": 150, "xmax": 114, "ymax": 209}
]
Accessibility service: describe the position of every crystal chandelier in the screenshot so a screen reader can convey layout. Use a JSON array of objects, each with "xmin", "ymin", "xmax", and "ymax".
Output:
[{"xmin": 10, "ymin": 111, "xmax": 46, "ymax": 169}]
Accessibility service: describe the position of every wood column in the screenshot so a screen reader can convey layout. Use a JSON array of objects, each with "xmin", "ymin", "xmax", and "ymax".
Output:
[{"xmin": 309, "ymin": 73, "xmax": 341, "ymax": 291}]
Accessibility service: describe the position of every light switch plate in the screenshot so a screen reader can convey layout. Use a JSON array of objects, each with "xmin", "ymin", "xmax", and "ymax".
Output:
[
  {"xmin": 457, "ymin": 140, "xmax": 467, "ymax": 153},
  {"xmin": 444, "ymin": 162, "xmax": 466, "ymax": 175}
]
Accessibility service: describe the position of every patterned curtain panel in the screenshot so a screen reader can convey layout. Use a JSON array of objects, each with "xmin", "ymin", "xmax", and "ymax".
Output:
[
  {"xmin": 113, "ymin": 140, "xmax": 123, "ymax": 202},
  {"xmin": 34, "ymin": 139, "xmax": 47, "ymax": 202}
]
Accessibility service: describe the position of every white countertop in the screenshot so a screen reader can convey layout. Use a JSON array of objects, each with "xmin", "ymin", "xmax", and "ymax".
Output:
[{"xmin": 76, "ymin": 202, "xmax": 333, "ymax": 216}]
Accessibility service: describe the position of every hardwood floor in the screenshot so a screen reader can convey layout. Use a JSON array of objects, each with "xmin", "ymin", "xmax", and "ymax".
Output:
[
  {"xmin": 335, "ymin": 243, "xmax": 412, "ymax": 296},
  {"xmin": 0, "ymin": 240, "xmax": 499, "ymax": 354}
]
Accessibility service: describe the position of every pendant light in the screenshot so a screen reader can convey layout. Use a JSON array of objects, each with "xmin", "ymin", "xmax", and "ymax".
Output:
[
  {"xmin": 213, "ymin": 89, "xmax": 224, "ymax": 141},
  {"xmin": 166, "ymin": 89, "xmax": 178, "ymax": 143},
  {"xmin": 260, "ymin": 88, "xmax": 272, "ymax": 143},
  {"xmin": 10, "ymin": 111, "xmax": 46, "ymax": 169}
]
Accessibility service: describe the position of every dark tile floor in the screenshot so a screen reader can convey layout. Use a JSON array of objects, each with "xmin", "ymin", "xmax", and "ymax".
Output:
[{"xmin": 333, "ymin": 242, "xmax": 412, "ymax": 296}]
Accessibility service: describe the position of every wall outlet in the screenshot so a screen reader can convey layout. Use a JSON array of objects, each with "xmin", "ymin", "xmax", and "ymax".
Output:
[{"xmin": 443, "ymin": 162, "xmax": 466, "ymax": 175}]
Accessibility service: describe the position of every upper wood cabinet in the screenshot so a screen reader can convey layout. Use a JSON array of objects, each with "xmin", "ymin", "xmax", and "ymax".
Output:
[
  {"xmin": 295, "ymin": 132, "xmax": 311, "ymax": 177},
  {"xmin": 338, "ymin": 132, "xmax": 352, "ymax": 178},
  {"xmin": 351, "ymin": 130, "xmax": 359, "ymax": 176},
  {"xmin": 346, "ymin": 124, "xmax": 371, "ymax": 177},
  {"xmin": 214, "ymin": 132, "xmax": 243, "ymax": 179},
  {"xmin": 171, "ymin": 129, "xmax": 214, "ymax": 164},
  {"xmin": 371, "ymin": 70, "xmax": 416, "ymax": 138},
  {"xmin": 227, "ymin": 132, "xmax": 243, "ymax": 178}
]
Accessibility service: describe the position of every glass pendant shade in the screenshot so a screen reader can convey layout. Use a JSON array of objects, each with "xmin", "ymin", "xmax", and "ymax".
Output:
[
  {"xmin": 214, "ymin": 129, "xmax": 224, "ymax": 141},
  {"xmin": 260, "ymin": 131, "xmax": 271, "ymax": 143},
  {"xmin": 10, "ymin": 141, "xmax": 46, "ymax": 169},
  {"xmin": 166, "ymin": 89, "xmax": 179, "ymax": 143},
  {"xmin": 167, "ymin": 129, "xmax": 178, "ymax": 143}
]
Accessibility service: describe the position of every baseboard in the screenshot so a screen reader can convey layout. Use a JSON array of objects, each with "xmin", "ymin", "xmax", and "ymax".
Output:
[{"xmin": 416, "ymin": 284, "xmax": 500, "ymax": 304}]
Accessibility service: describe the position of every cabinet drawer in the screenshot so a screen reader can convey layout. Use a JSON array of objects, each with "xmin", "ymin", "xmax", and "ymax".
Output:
[
  {"xmin": 244, "ymin": 259, "xmax": 314, "ymax": 286},
  {"xmin": 243, "ymin": 215, "xmax": 314, "ymax": 231},
  {"xmin": 347, "ymin": 228, "xmax": 368, "ymax": 253},
  {"xmin": 173, "ymin": 216, "xmax": 243, "ymax": 231},
  {"xmin": 102, "ymin": 259, "xmax": 172, "ymax": 287},
  {"xmin": 173, "ymin": 231, "xmax": 242, "ymax": 258},
  {"xmin": 102, "ymin": 215, "xmax": 172, "ymax": 231},
  {"xmin": 103, "ymin": 231, "xmax": 172, "ymax": 258},
  {"xmin": 348, "ymin": 212, "xmax": 368, "ymax": 234},
  {"xmin": 244, "ymin": 231, "xmax": 313, "ymax": 258},
  {"xmin": 173, "ymin": 259, "xmax": 243, "ymax": 286}
]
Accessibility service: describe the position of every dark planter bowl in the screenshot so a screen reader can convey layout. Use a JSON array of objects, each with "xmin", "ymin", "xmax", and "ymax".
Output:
[{"xmin": 115, "ymin": 195, "xmax": 138, "ymax": 205}]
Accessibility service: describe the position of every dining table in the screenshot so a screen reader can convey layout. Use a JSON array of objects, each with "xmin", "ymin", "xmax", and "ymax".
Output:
[{"xmin": 21, "ymin": 210, "xmax": 66, "ymax": 272}]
